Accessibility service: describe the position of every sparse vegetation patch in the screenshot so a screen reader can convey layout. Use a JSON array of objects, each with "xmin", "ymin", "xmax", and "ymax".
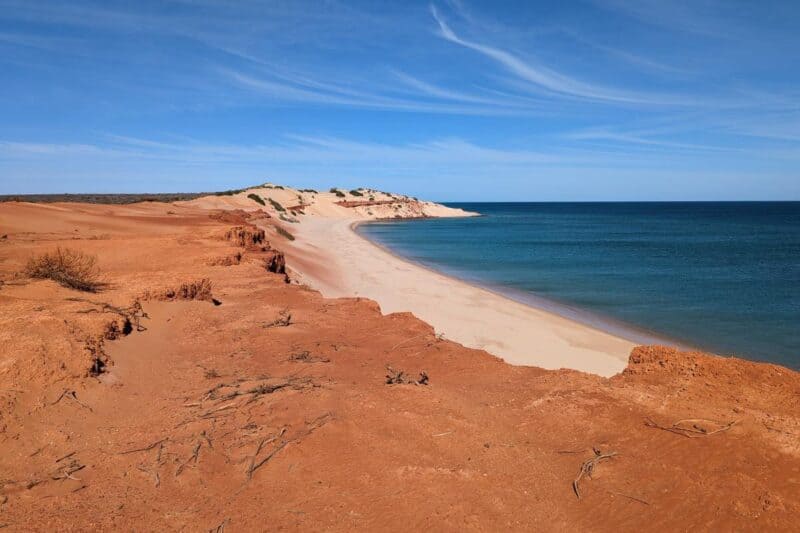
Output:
[
  {"xmin": 247, "ymin": 193, "xmax": 265, "ymax": 206},
  {"xmin": 24, "ymin": 247, "xmax": 102, "ymax": 292},
  {"xmin": 276, "ymin": 226, "xmax": 295, "ymax": 241},
  {"xmin": 268, "ymin": 198, "xmax": 286, "ymax": 212},
  {"xmin": 214, "ymin": 188, "xmax": 246, "ymax": 196}
]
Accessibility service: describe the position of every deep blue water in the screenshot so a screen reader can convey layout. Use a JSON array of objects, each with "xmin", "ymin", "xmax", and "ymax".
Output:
[{"xmin": 357, "ymin": 202, "xmax": 800, "ymax": 369}]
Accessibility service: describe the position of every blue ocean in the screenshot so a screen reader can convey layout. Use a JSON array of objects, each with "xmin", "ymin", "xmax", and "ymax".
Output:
[{"xmin": 357, "ymin": 202, "xmax": 800, "ymax": 369}]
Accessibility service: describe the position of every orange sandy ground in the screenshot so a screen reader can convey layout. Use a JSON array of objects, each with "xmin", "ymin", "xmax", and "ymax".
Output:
[{"xmin": 0, "ymin": 201, "xmax": 798, "ymax": 532}]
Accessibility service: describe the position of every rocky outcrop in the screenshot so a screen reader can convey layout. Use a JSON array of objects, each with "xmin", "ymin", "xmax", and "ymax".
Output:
[
  {"xmin": 265, "ymin": 251, "xmax": 286, "ymax": 275},
  {"xmin": 224, "ymin": 225, "xmax": 267, "ymax": 249}
]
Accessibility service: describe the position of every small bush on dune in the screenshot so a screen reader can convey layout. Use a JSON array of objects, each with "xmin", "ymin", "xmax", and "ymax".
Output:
[
  {"xmin": 214, "ymin": 188, "xmax": 244, "ymax": 196},
  {"xmin": 349, "ymin": 189, "xmax": 363, "ymax": 197},
  {"xmin": 269, "ymin": 198, "xmax": 286, "ymax": 212},
  {"xmin": 330, "ymin": 188, "xmax": 346, "ymax": 198},
  {"xmin": 276, "ymin": 226, "xmax": 295, "ymax": 241},
  {"xmin": 24, "ymin": 247, "xmax": 102, "ymax": 292},
  {"xmin": 248, "ymin": 193, "xmax": 266, "ymax": 206}
]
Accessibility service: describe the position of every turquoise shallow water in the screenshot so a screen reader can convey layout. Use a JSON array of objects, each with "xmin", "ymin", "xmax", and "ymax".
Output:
[{"xmin": 357, "ymin": 202, "xmax": 800, "ymax": 369}]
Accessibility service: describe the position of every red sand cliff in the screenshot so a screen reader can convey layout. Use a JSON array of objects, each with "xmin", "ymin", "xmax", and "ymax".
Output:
[{"xmin": 0, "ymin": 200, "xmax": 798, "ymax": 531}]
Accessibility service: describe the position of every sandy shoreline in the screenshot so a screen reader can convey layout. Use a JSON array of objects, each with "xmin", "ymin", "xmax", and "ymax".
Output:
[
  {"xmin": 281, "ymin": 214, "xmax": 636, "ymax": 377},
  {"xmin": 353, "ymin": 219, "xmax": 690, "ymax": 350}
]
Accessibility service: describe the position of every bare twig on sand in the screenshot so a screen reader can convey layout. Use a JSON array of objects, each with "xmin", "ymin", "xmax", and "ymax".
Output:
[
  {"xmin": 49, "ymin": 389, "xmax": 93, "ymax": 411},
  {"xmin": 262, "ymin": 309, "xmax": 291, "ymax": 328},
  {"xmin": 137, "ymin": 465, "xmax": 161, "ymax": 487},
  {"xmin": 23, "ymin": 457, "xmax": 86, "ymax": 490},
  {"xmin": 119, "ymin": 438, "xmax": 168, "ymax": 455},
  {"xmin": 390, "ymin": 334, "xmax": 426, "ymax": 351},
  {"xmin": 644, "ymin": 417, "xmax": 738, "ymax": 438},
  {"xmin": 55, "ymin": 451, "xmax": 77, "ymax": 463},
  {"xmin": 245, "ymin": 413, "xmax": 334, "ymax": 482},
  {"xmin": 385, "ymin": 366, "xmax": 429, "ymax": 385},
  {"xmin": 289, "ymin": 351, "xmax": 330, "ymax": 364},
  {"xmin": 246, "ymin": 428, "xmax": 287, "ymax": 480},
  {"xmin": 175, "ymin": 441, "xmax": 202, "ymax": 477},
  {"xmin": 573, "ymin": 447, "xmax": 618, "ymax": 499},
  {"xmin": 209, "ymin": 518, "xmax": 229, "ymax": 532},
  {"xmin": 608, "ymin": 490, "xmax": 650, "ymax": 505},
  {"xmin": 216, "ymin": 377, "xmax": 313, "ymax": 404}
]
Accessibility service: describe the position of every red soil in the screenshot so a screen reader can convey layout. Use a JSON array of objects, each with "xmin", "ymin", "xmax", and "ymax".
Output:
[{"xmin": 0, "ymin": 201, "xmax": 798, "ymax": 531}]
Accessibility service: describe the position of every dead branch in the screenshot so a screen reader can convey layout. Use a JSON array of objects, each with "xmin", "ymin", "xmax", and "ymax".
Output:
[
  {"xmin": 49, "ymin": 389, "xmax": 93, "ymax": 411},
  {"xmin": 573, "ymin": 448, "xmax": 618, "ymax": 499},
  {"xmin": 209, "ymin": 518, "xmax": 229, "ymax": 533},
  {"xmin": 246, "ymin": 428, "xmax": 287, "ymax": 480},
  {"xmin": 644, "ymin": 417, "xmax": 738, "ymax": 438},
  {"xmin": 55, "ymin": 451, "xmax": 77, "ymax": 463},
  {"xmin": 304, "ymin": 412, "xmax": 334, "ymax": 435},
  {"xmin": 262, "ymin": 308, "xmax": 291, "ymax": 328},
  {"xmin": 608, "ymin": 490, "xmax": 650, "ymax": 505},
  {"xmin": 175, "ymin": 441, "xmax": 202, "ymax": 477},
  {"xmin": 23, "ymin": 457, "xmax": 86, "ymax": 489},
  {"xmin": 119, "ymin": 438, "xmax": 169, "ymax": 455},
  {"xmin": 289, "ymin": 351, "xmax": 330, "ymax": 364},
  {"xmin": 385, "ymin": 366, "xmax": 429, "ymax": 385},
  {"xmin": 216, "ymin": 377, "xmax": 313, "ymax": 404},
  {"xmin": 137, "ymin": 465, "xmax": 160, "ymax": 487}
]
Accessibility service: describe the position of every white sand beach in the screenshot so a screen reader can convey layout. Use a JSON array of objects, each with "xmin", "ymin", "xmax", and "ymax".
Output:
[{"xmin": 283, "ymin": 216, "xmax": 633, "ymax": 377}]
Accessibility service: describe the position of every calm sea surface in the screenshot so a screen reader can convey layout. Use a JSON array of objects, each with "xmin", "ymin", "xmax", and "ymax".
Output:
[{"xmin": 357, "ymin": 202, "xmax": 800, "ymax": 369}]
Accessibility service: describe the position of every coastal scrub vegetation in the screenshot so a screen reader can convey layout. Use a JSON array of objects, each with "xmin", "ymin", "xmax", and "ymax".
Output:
[
  {"xmin": 349, "ymin": 189, "xmax": 363, "ymax": 197},
  {"xmin": 299, "ymin": 188, "xmax": 317, "ymax": 193},
  {"xmin": 275, "ymin": 226, "xmax": 295, "ymax": 241},
  {"xmin": 213, "ymin": 188, "xmax": 246, "ymax": 196},
  {"xmin": 24, "ymin": 247, "xmax": 102, "ymax": 292},
  {"xmin": 268, "ymin": 198, "xmax": 285, "ymax": 212},
  {"xmin": 329, "ymin": 188, "xmax": 346, "ymax": 198},
  {"xmin": 247, "ymin": 193, "xmax": 265, "ymax": 206}
]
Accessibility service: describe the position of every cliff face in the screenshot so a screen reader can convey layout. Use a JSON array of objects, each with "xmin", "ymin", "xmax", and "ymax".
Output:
[{"xmin": 0, "ymin": 199, "xmax": 798, "ymax": 531}]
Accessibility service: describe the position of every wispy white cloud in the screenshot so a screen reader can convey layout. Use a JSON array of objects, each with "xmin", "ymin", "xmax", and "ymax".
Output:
[
  {"xmin": 429, "ymin": 4, "xmax": 677, "ymax": 105},
  {"xmin": 223, "ymin": 67, "xmax": 552, "ymax": 116},
  {"xmin": 563, "ymin": 128, "xmax": 733, "ymax": 153}
]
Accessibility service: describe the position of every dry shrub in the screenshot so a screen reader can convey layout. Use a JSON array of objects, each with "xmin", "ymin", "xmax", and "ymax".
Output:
[
  {"xmin": 163, "ymin": 278, "xmax": 214, "ymax": 301},
  {"xmin": 24, "ymin": 247, "xmax": 102, "ymax": 292}
]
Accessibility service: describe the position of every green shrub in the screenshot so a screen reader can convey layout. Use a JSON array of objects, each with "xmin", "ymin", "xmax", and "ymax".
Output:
[
  {"xmin": 268, "ymin": 198, "xmax": 285, "ymax": 212},
  {"xmin": 247, "ymin": 193, "xmax": 265, "ymax": 206},
  {"xmin": 214, "ymin": 188, "xmax": 244, "ymax": 196},
  {"xmin": 330, "ymin": 188, "xmax": 346, "ymax": 198},
  {"xmin": 349, "ymin": 189, "xmax": 363, "ymax": 197},
  {"xmin": 300, "ymin": 188, "xmax": 317, "ymax": 193},
  {"xmin": 276, "ymin": 226, "xmax": 295, "ymax": 241}
]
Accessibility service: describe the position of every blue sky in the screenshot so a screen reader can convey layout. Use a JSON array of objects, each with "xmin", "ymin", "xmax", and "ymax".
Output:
[{"xmin": 1, "ymin": 0, "xmax": 799, "ymax": 200}]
